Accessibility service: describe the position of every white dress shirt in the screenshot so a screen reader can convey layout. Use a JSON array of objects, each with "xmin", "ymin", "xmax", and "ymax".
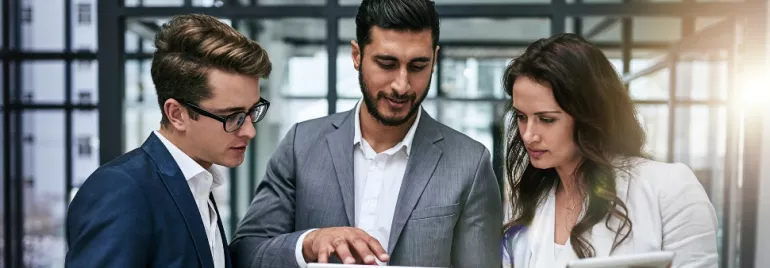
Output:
[
  {"xmin": 154, "ymin": 131, "xmax": 226, "ymax": 268},
  {"xmin": 294, "ymin": 100, "xmax": 422, "ymax": 267}
]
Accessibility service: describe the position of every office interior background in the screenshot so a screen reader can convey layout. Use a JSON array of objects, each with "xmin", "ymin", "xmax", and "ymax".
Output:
[{"xmin": 1, "ymin": 0, "xmax": 769, "ymax": 267}]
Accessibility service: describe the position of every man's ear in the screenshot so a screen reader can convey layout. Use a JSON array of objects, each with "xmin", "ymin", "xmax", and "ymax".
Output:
[
  {"xmin": 432, "ymin": 45, "xmax": 440, "ymax": 73},
  {"xmin": 352, "ymin": 40, "xmax": 361, "ymax": 71},
  {"xmin": 164, "ymin": 98, "xmax": 187, "ymax": 132}
]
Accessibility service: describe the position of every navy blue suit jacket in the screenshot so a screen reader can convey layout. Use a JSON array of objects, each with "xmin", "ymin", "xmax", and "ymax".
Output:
[{"xmin": 66, "ymin": 133, "xmax": 232, "ymax": 268}]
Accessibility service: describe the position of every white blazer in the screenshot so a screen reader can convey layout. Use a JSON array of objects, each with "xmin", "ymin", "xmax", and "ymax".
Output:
[{"xmin": 502, "ymin": 157, "xmax": 719, "ymax": 268}]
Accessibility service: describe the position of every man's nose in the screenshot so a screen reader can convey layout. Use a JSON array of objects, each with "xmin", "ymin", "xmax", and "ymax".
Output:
[
  {"xmin": 238, "ymin": 116, "xmax": 257, "ymax": 139},
  {"xmin": 391, "ymin": 68, "xmax": 410, "ymax": 94}
]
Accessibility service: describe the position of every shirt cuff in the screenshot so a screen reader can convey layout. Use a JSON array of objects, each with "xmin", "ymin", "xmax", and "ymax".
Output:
[{"xmin": 295, "ymin": 229, "xmax": 318, "ymax": 268}]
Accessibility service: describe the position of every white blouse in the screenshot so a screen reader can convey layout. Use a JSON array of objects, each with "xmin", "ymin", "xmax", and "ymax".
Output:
[{"xmin": 502, "ymin": 157, "xmax": 718, "ymax": 268}]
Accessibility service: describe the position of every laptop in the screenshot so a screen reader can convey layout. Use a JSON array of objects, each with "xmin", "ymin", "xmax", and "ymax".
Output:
[{"xmin": 566, "ymin": 251, "xmax": 674, "ymax": 268}]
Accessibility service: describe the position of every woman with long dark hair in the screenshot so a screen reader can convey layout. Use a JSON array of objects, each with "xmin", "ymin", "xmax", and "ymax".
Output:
[{"xmin": 500, "ymin": 33, "xmax": 718, "ymax": 268}]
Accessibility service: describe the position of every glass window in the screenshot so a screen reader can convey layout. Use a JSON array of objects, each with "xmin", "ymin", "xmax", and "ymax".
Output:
[
  {"xmin": 192, "ymin": 0, "xmax": 224, "ymax": 6},
  {"xmin": 123, "ymin": 104, "xmax": 162, "ymax": 153},
  {"xmin": 126, "ymin": 17, "xmax": 174, "ymax": 54},
  {"xmin": 672, "ymin": 104, "xmax": 728, "ymax": 250},
  {"xmin": 695, "ymin": 17, "xmax": 729, "ymax": 32},
  {"xmin": 71, "ymin": 0, "xmax": 97, "ymax": 51},
  {"xmin": 629, "ymin": 49, "xmax": 668, "ymax": 74},
  {"xmin": 72, "ymin": 110, "xmax": 99, "ymax": 191},
  {"xmin": 571, "ymin": 16, "xmax": 622, "ymax": 43},
  {"xmin": 125, "ymin": 0, "xmax": 184, "ymax": 7},
  {"xmin": 0, "ymin": 1, "xmax": 4, "ymax": 49},
  {"xmin": 437, "ymin": 101, "xmax": 502, "ymax": 153},
  {"xmin": 676, "ymin": 59, "xmax": 729, "ymax": 101},
  {"xmin": 123, "ymin": 59, "xmax": 157, "ymax": 152},
  {"xmin": 635, "ymin": 104, "xmax": 669, "ymax": 162},
  {"xmin": 124, "ymin": 31, "xmax": 141, "ymax": 54},
  {"xmin": 336, "ymin": 99, "xmax": 359, "ymax": 113},
  {"xmin": 22, "ymin": 61, "xmax": 66, "ymax": 103},
  {"xmin": 261, "ymin": 0, "xmax": 325, "ymax": 5},
  {"xmin": 336, "ymin": 46, "xmax": 361, "ymax": 99},
  {"xmin": 21, "ymin": 0, "xmax": 65, "ymax": 51},
  {"xmin": 251, "ymin": 19, "xmax": 328, "ymax": 98},
  {"xmin": 443, "ymin": 18, "xmax": 551, "ymax": 43},
  {"xmin": 230, "ymin": 144, "xmax": 257, "ymax": 237},
  {"xmin": 22, "ymin": 110, "xmax": 66, "ymax": 267},
  {"xmin": 673, "ymin": 105, "xmax": 727, "ymax": 192},
  {"xmin": 633, "ymin": 17, "xmax": 682, "ymax": 43},
  {"xmin": 440, "ymin": 55, "xmax": 508, "ymax": 99},
  {"xmin": 72, "ymin": 60, "xmax": 98, "ymax": 104},
  {"xmin": 695, "ymin": 0, "xmax": 743, "ymax": 3},
  {"xmin": 629, "ymin": 67, "xmax": 670, "ymax": 101}
]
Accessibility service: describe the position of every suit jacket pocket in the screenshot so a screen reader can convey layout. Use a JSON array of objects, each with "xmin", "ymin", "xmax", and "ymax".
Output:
[{"xmin": 410, "ymin": 203, "xmax": 460, "ymax": 220}]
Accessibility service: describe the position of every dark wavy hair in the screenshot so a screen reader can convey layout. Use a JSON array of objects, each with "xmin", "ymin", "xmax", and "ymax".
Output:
[{"xmin": 502, "ymin": 33, "xmax": 647, "ymax": 258}]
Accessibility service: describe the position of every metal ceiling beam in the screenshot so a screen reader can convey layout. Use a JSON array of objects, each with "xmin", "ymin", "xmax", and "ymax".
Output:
[
  {"xmin": 121, "ymin": 2, "xmax": 749, "ymax": 18},
  {"xmin": 126, "ymin": 20, "xmax": 160, "ymax": 41},
  {"xmin": 621, "ymin": 17, "xmax": 734, "ymax": 84},
  {"xmin": 280, "ymin": 37, "xmax": 730, "ymax": 51},
  {"xmin": 584, "ymin": 18, "xmax": 619, "ymax": 39}
]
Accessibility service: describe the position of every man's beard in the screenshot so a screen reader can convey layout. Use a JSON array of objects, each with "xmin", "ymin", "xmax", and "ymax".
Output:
[{"xmin": 358, "ymin": 69, "xmax": 431, "ymax": 127}]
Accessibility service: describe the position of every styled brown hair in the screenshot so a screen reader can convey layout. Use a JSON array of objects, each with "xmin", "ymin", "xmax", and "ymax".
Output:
[
  {"xmin": 502, "ymin": 33, "xmax": 647, "ymax": 258},
  {"xmin": 151, "ymin": 13, "xmax": 272, "ymax": 126}
]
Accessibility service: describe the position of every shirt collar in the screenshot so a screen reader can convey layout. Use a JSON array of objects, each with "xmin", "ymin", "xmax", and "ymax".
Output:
[
  {"xmin": 153, "ymin": 130, "xmax": 225, "ymax": 188},
  {"xmin": 353, "ymin": 99, "xmax": 421, "ymax": 156}
]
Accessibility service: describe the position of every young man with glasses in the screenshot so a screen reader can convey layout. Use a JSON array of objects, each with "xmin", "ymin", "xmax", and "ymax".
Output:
[{"xmin": 65, "ymin": 14, "xmax": 271, "ymax": 268}]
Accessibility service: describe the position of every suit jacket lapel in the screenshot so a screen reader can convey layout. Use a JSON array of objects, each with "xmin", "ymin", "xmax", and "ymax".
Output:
[
  {"xmin": 387, "ymin": 112, "xmax": 444, "ymax": 254},
  {"xmin": 327, "ymin": 111, "xmax": 356, "ymax": 226},
  {"xmin": 142, "ymin": 133, "xmax": 215, "ymax": 268}
]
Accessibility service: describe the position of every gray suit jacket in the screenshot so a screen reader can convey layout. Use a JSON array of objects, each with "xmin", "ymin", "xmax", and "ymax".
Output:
[{"xmin": 230, "ymin": 108, "xmax": 502, "ymax": 268}]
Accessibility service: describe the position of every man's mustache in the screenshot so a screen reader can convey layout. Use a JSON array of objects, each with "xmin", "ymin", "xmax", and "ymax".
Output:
[{"xmin": 376, "ymin": 91, "xmax": 415, "ymax": 101}]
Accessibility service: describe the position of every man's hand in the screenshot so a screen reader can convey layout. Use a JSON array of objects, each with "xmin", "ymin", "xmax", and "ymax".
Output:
[{"xmin": 302, "ymin": 227, "xmax": 390, "ymax": 265}]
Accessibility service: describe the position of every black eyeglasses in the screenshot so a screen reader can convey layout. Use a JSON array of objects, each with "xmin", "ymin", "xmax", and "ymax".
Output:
[{"xmin": 180, "ymin": 98, "xmax": 270, "ymax": 133}]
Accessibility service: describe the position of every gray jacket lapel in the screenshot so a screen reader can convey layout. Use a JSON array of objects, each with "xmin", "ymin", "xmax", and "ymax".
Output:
[
  {"xmin": 326, "ymin": 110, "xmax": 356, "ymax": 226},
  {"xmin": 388, "ymin": 112, "xmax": 444, "ymax": 254}
]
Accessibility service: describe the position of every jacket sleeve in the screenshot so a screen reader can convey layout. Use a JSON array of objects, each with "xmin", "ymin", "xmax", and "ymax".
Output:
[
  {"xmin": 660, "ymin": 163, "xmax": 719, "ymax": 268},
  {"xmin": 65, "ymin": 168, "xmax": 152, "ymax": 268}
]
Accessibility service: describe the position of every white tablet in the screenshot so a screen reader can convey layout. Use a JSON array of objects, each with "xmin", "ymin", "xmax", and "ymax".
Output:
[
  {"xmin": 566, "ymin": 251, "xmax": 674, "ymax": 268},
  {"xmin": 308, "ymin": 264, "xmax": 444, "ymax": 268}
]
